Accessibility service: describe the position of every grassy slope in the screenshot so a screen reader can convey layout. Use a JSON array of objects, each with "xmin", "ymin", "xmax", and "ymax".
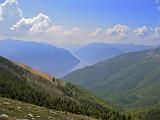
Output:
[
  {"xmin": 127, "ymin": 104, "xmax": 160, "ymax": 120},
  {"xmin": 92, "ymin": 59, "xmax": 160, "ymax": 108},
  {"xmin": 0, "ymin": 56, "xmax": 132, "ymax": 120},
  {"xmin": 63, "ymin": 50, "xmax": 147, "ymax": 88},
  {"xmin": 63, "ymin": 48, "xmax": 160, "ymax": 108},
  {"xmin": 0, "ymin": 97, "xmax": 95, "ymax": 120},
  {"xmin": 63, "ymin": 82, "xmax": 114, "ymax": 109},
  {"xmin": 1, "ymin": 56, "xmax": 110, "ymax": 107},
  {"xmin": 17, "ymin": 62, "xmax": 112, "ymax": 109},
  {"xmin": 0, "ymin": 56, "xmax": 68, "ymax": 99}
]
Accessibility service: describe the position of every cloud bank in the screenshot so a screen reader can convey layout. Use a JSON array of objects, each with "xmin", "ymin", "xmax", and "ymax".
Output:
[{"xmin": 133, "ymin": 26, "xmax": 149, "ymax": 36}]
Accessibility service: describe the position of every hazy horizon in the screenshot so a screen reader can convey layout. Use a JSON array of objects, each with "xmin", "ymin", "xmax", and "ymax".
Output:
[{"xmin": 0, "ymin": 0, "xmax": 160, "ymax": 48}]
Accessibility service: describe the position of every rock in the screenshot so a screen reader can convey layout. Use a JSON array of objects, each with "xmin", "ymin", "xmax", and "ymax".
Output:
[
  {"xmin": 16, "ymin": 119, "xmax": 29, "ymax": 120},
  {"xmin": 3, "ymin": 102, "xmax": 10, "ymax": 105},
  {"xmin": 48, "ymin": 116, "xmax": 53, "ymax": 119},
  {"xmin": 0, "ymin": 114, "xmax": 9, "ymax": 120},
  {"xmin": 50, "ymin": 110, "xmax": 56, "ymax": 114},
  {"xmin": 27, "ymin": 114, "xmax": 34, "ymax": 118}
]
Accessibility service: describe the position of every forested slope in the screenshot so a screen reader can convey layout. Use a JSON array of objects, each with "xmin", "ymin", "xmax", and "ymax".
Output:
[
  {"xmin": 0, "ymin": 56, "xmax": 131, "ymax": 120},
  {"xmin": 64, "ymin": 48, "xmax": 160, "ymax": 108}
]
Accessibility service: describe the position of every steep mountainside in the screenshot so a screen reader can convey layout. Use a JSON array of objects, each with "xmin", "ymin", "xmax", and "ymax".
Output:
[
  {"xmin": 75, "ymin": 43, "xmax": 151, "ymax": 64},
  {"xmin": 63, "ymin": 48, "xmax": 160, "ymax": 108},
  {"xmin": 0, "ymin": 56, "xmax": 131, "ymax": 120},
  {"xmin": 0, "ymin": 40, "xmax": 80, "ymax": 77}
]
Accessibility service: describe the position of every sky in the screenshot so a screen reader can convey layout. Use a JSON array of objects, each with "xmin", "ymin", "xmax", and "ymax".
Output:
[{"xmin": 0, "ymin": 0, "xmax": 160, "ymax": 47}]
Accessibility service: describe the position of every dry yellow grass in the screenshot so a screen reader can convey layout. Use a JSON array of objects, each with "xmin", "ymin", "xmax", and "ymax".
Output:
[{"xmin": 18, "ymin": 63, "xmax": 54, "ymax": 81}]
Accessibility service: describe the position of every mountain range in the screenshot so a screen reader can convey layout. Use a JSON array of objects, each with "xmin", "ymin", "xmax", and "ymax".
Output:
[
  {"xmin": 75, "ymin": 43, "xmax": 152, "ymax": 64},
  {"xmin": 0, "ymin": 40, "xmax": 80, "ymax": 77},
  {"xmin": 63, "ymin": 47, "xmax": 160, "ymax": 108},
  {"xmin": 1, "ymin": 41, "xmax": 160, "ymax": 119},
  {"xmin": 0, "ymin": 40, "xmax": 153, "ymax": 78}
]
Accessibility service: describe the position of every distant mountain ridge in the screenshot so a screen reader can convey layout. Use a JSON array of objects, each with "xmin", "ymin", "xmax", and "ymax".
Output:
[
  {"xmin": 0, "ymin": 40, "xmax": 80, "ymax": 77},
  {"xmin": 63, "ymin": 47, "xmax": 160, "ymax": 108},
  {"xmin": 75, "ymin": 42, "xmax": 152, "ymax": 64}
]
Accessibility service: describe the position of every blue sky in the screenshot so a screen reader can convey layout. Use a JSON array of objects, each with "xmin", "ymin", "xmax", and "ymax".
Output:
[
  {"xmin": 0, "ymin": 0, "xmax": 160, "ymax": 47},
  {"xmin": 17, "ymin": 0, "xmax": 160, "ymax": 29}
]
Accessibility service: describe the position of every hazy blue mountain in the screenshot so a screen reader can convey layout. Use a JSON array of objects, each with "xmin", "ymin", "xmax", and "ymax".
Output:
[
  {"xmin": 113, "ymin": 43, "xmax": 153, "ymax": 53},
  {"xmin": 63, "ymin": 47, "xmax": 160, "ymax": 108},
  {"xmin": 0, "ymin": 40, "xmax": 80, "ymax": 77},
  {"xmin": 75, "ymin": 43, "xmax": 152, "ymax": 64}
]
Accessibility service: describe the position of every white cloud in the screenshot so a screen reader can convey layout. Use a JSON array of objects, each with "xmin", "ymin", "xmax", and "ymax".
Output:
[
  {"xmin": 0, "ymin": 0, "xmax": 22, "ymax": 21},
  {"xmin": 64, "ymin": 27, "xmax": 80, "ymax": 36},
  {"xmin": 47, "ymin": 26, "xmax": 64, "ymax": 33},
  {"xmin": 11, "ymin": 13, "xmax": 80, "ymax": 37},
  {"xmin": 87, "ymin": 25, "xmax": 160, "ymax": 46},
  {"xmin": 0, "ymin": 0, "xmax": 22, "ymax": 36},
  {"xmin": 133, "ymin": 26, "xmax": 149, "ymax": 36},
  {"xmin": 11, "ymin": 13, "xmax": 52, "ymax": 34},
  {"xmin": 90, "ymin": 28, "xmax": 102, "ymax": 37},
  {"xmin": 0, "ymin": 0, "xmax": 80, "ymax": 46},
  {"xmin": 106, "ymin": 24, "xmax": 129, "ymax": 35}
]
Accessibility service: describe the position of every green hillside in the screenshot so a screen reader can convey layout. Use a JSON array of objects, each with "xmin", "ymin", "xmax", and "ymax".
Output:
[
  {"xmin": 63, "ymin": 48, "xmax": 160, "ymax": 108},
  {"xmin": 0, "ymin": 56, "xmax": 130, "ymax": 120},
  {"xmin": 0, "ymin": 97, "xmax": 95, "ymax": 120},
  {"xmin": 127, "ymin": 104, "xmax": 160, "ymax": 120}
]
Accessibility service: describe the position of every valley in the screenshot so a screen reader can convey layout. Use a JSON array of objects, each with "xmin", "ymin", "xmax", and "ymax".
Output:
[
  {"xmin": 63, "ymin": 47, "xmax": 160, "ymax": 108},
  {"xmin": 0, "ymin": 0, "xmax": 159, "ymax": 119},
  {"xmin": 1, "ymin": 43, "xmax": 160, "ymax": 119}
]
